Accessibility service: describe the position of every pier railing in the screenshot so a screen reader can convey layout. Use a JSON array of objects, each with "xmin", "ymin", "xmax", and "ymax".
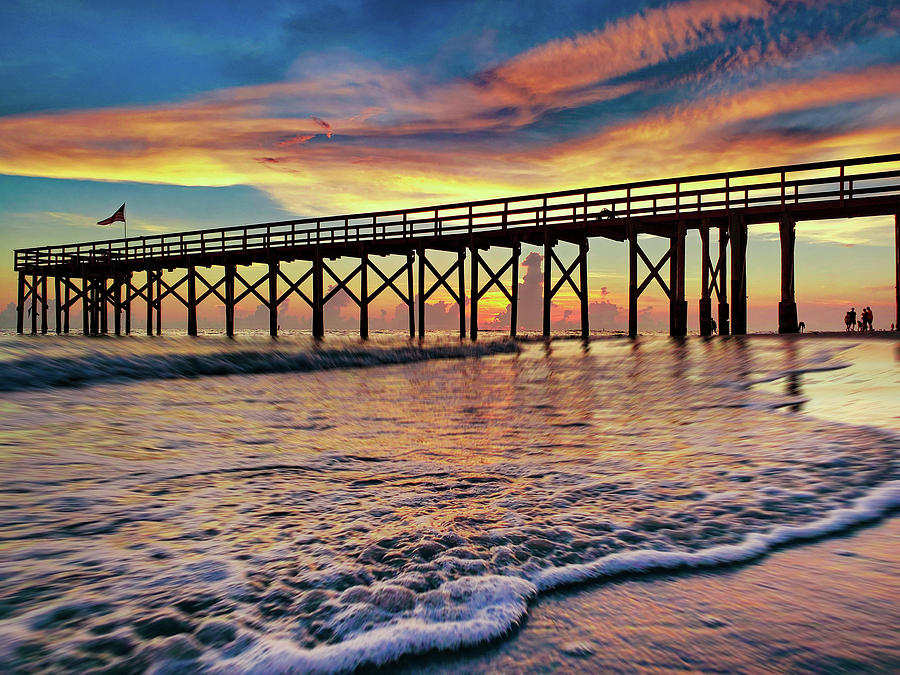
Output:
[{"xmin": 15, "ymin": 153, "xmax": 900, "ymax": 272}]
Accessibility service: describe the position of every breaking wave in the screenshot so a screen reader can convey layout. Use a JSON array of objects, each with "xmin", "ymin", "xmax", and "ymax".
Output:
[{"xmin": 0, "ymin": 339, "xmax": 518, "ymax": 391}]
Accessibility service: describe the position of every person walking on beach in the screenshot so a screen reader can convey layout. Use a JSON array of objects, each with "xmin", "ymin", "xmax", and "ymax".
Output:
[
  {"xmin": 864, "ymin": 307, "xmax": 873, "ymax": 331},
  {"xmin": 845, "ymin": 307, "xmax": 856, "ymax": 331}
]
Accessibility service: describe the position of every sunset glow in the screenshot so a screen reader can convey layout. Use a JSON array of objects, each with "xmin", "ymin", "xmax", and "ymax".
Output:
[{"xmin": 2, "ymin": 0, "xmax": 899, "ymax": 331}]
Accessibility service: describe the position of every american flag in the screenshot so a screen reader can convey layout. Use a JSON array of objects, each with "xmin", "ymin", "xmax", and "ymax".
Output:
[{"xmin": 97, "ymin": 203, "xmax": 126, "ymax": 226}]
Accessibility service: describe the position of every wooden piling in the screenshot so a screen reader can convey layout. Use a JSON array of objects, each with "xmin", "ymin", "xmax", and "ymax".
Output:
[
  {"xmin": 543, "ymin": 231, "xmax": 552, "ymax": 338},
  {"xmin": 579, "ymin": 239, "xmax": 589, "ymax": 339},
  {"xmin": 16, "ymin": 271, "xmax": 25, "ymax": 334},
  {"xmin": 670, "ymin": 222, "xmax": 687, "ymax": 337},
  {"xmin": 267, "ymin": 261, "xmax": 278, "ymax": 338},
  {"xmin": 99, "ymin": 279, "xmax": 108, "ymax": 335},
  {"xmin": 54, "ymin": 276, "xmax": 62, "ymax": 334},
  {"xmin": 63, "ymin": 277, "xmax": 70, "ymax": 334},
  {"xmin": 225, "ymin": 264, "xmax": 235, "ymax": 337},
  {"xmin": 729, "ymin": 212, "xmax": 748, "ymax": 335},
  {"xmin": 778, "ymin": 216, "xmax": 799, "ymax": 333},
  {"xmin": 458, "ymin": 250, "xmax": 466, "ymax": 339},
  {"xmin": 895, "ymin": 213, "xmax": 899, "ymax": 331},
  {"xmin": 718, "ymin": 222, "xmax": 730, "ymax": 335},
  {"xmin": 40, "ymin": 276, "xmax": 48, "ymax": 335},
  {"xmin": 407, "ymin": 252, "xmax": 415, "ymax": 338},
  {"xmin": 360, "ymin": 252, "xmax": 369, "ymax": 339},
  {"xmin": 30, "ymin": 274, "xmax": 38, "ymax": 335},
  {"xmin": 113, "ymin": 275, "xmax": 122, "ymax": 336},
  {"xmin": 511, "ymin": 242, "xmax": 520, "ymax": 339},
  {"xmin": 417, "ymin": 248, "xmax": 425, "ymax": 339},
  {"xmin": 628, "ymin": 224, "xmax": 638, "ymax": 338},
  {"xmin": 124, "ymin": 274, "xmax": 131, "ymax": 335},
  {"xmin": 155, "ymin": 273, "xmax": 162, "ymax": 335},
  {"xmin": 82, "ymin": 278, "xmax": 90, "ymax": 336},
  {"xmin": 312, "ymin": 252, "xmax": 324, "ymax": 338},
  {"xmin": 699, "ymin": 220, "xmax": 712, "ymax": 336},
  {"xmin": 470, "ymin": 244, "xmax": 478, "ymax": 341},
  {"xmin": 146, "ymin": 270, "xmax": 154, "ymax": 336}
]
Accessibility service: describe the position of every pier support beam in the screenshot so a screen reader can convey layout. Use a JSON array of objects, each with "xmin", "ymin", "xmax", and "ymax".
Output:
[
  {"xmin": 407, "ymin": 252, "xmax": 415, "ymax": 338},
  {"xmin": 267, "ymin": 261, "xmax": 278, "ymax": 338},
  {"xmin": 895, "ymin": 213, "xmax": 899, "ymax": 331},
  {"xmin": 16, "ymin": 271, "xmax": 25, "ymax": 334},
  {"xmin": 511, "ymin": 243, "xmax": 521, "ymax": 338},
  {"xmin": 778, "ymin": 216, "xmax": 799, "ymax": 333},
  {"xmin": 670, "ymin": 222, "xmax": 687, "ymax": 337},
  {"xmin": 40, "ymin": 276, "xmax": 48, "ymax": 335},
  {"xmin": 718, "ymin": 223, "xmax": 730, "ymax": 335},
  {"xmin": 54, "ymin": 276, "xmax": 62, "ymax": 334},
  {"xmin": 543, "ymin": 231, "xmax": 552, "ymax": 337},
  {"xmin": 187, "ymin": 265, "xmax": 198, "ymax": 336},
  {"xmin": 458, "ymin": 250, "xmax": 466, "ymax": 339},
  {"xmin": 146, "ymin": 271, "xmax": 154, "ymax": 335},
  {"xmin": 628, "ymin": 224, "xmax": 638, "ymax": 338},
  {"xmin": 225, "ymin": 264, "xmax": 235, "ymax": 337},
  {"xmin": 729, "ymin": 212, "xmax": 748, "ymax": 335},
  {"xmin": 63, "ymin": 277, "xmax": 71, "ymax": 334},
  {"xmin": 312, "ymin": 253, "xmax": 324, "ymax": 338},
  {"xmin": 470, "ymin": 243, "xmax": 479, "ymax": 341},
  {"xmin": 113, "ymin": 275, "xmax": 122, "ymax": 336},
  {"xmin": 469, "ymin": 244, "xmax": 519, "ymax": 341},
  {"xmin": 124, "ymin": 274, "xmax": 131, "ymax": 335},
  {"xmin": 99, "ymin": 279, "xmax": 108, "ymax": 335},
  {"xmin": 31, "ymin": 274, "xmax": 38, "ymax": 335},
  {"xmin": 699, "ymin": 221, "xmax": 712, "ymax": 336},
  {"xmin": 82, "ymin": 278, "xmax": 90, "ymax": 336},
  {"xmin": 360, "ymin": 252, "xmax": 369, "ymax": 340}
]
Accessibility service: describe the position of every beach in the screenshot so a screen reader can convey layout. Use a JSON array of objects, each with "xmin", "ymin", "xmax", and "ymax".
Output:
[{"xmin": 0, "ymin": 332, "xmax": 897, "ymax": 672}]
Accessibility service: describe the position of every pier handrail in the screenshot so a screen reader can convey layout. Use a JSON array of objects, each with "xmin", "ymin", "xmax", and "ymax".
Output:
[{"xmin": 14, "ymin": 153, "xmax": 900, "ymax": 271}]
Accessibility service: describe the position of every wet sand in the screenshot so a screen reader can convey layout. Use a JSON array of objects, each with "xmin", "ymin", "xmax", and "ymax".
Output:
[{"xmin": 398, "ymin": 515, "xmax": 899, "ymax": 673}]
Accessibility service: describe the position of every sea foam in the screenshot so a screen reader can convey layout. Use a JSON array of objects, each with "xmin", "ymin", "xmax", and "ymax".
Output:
[{"xmin": 207, "ymin": 480, "xmax": 899, "ymax": 674}]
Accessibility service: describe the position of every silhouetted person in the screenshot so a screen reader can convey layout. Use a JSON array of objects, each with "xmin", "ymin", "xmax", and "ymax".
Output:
[
  {"xmin": 845, "ymin": 307, "xmax": 856, "ymax": 332},
  {"xmin": 864, "ymin": 307, "xmax": 873, "ymax": 331},
  {"xmin": 798, "ymin": 321, "xmax": 805, "ymax": 333}
]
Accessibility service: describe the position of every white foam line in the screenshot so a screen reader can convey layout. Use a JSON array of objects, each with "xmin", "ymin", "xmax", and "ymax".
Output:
[
  {"xmin": 207, "ymin": 480, "xmax": 900, "ymax": 674},
  {"xmin": 534, "ymin": 479, "xmax": 900, "ymax": 591}
]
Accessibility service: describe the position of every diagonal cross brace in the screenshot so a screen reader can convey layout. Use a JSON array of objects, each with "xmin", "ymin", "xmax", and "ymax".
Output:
[
  {"xmin": 549, "ymin": 249, "xmax": 584, "ymax": 300},
  {"xmin": 323, "ymin": 261, "xmax": 361, "ymax": 305},
  {"xmin": 476, "ymin": 254, "xmax": 513, "ymax": 302},
  {"xmin": 422, "ymin": 256, "xmax": 461, "ymax": 304},
  {"xmin": 277, "ymin": 267, "xmax": 314, "ymax": 307},
  {"xmin": 157, "ymin": 273, "xmax": 190, "ymax": 306},
  {"xmin": 233, "ymin": 270, "xmax": 269, "ymax": 306},
  {"xmin": 368, "ymin": 259, "xmax": 409, "ymax": 304},
  {"xmin": 636, "ymin": 246, "xmax": 671, "ymax": 298}
]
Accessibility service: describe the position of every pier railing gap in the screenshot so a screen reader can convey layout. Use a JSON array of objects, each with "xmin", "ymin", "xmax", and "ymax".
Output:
[{"xmin": 13, "ymin": 154, "xmax": 900, "ymax": 338}]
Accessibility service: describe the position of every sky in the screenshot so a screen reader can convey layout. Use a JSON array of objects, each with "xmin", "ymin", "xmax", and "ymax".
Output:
[{"xmin": 1, "ymin": 0, "xmax": 899, "ymax": 332}]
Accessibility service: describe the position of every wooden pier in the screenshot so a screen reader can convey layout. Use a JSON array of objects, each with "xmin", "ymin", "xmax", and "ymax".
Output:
[{"xmin": 13, "ymin": 154, "xmax": 900, "ymax": 338}]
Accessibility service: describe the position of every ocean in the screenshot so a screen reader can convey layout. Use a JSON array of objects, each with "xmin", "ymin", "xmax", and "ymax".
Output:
[{"xmin": 0, "ymin": 331, "xmax": 897, "ymax": 673}]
